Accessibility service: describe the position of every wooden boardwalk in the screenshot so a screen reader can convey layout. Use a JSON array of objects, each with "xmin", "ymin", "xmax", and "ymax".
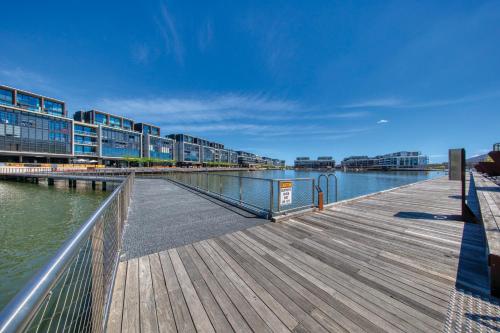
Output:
[{"xmin": 107, "ymin": 177, "xmax": 499, "ymax": 332}]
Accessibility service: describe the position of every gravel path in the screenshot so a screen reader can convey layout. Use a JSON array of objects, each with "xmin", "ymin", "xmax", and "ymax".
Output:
[{"xmin": 121, "ymin": 178, "xmax": 267, "ymax": 260}]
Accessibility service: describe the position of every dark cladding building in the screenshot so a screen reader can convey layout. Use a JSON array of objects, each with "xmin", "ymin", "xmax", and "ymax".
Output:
[
  {"xmin": 0, "ymin": 85, "xmax": 72, "ymax": 163},
  {"xmin": 294, "ymin": 156, "xmax": 335, "ymax": 169}
]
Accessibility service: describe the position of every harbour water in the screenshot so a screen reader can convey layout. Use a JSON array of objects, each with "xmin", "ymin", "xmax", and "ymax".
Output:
[
  {"xmin": 0, "ymin": 170, "xmax": 444, "ymax": 309},
  {"xmin": 240, "ymin": 169, "xmax": 445, "ymax": 201},
  {"xmin": 0, "ymin": 180, "xmax": 110, "ymax": 309}
]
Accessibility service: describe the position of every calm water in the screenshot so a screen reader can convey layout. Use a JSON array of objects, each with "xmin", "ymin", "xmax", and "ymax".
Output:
[
  {"xmin": 0, "ymin": 180, "xmax": 110, "ymax": 309},
  {"xmin": 242, "ymin": 170, "xmax": 446, "ymax": 201}
]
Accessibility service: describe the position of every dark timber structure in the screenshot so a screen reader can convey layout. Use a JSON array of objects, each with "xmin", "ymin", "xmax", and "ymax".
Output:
[{"xmin": 107, "ymin": 177, "xmax": 500, "ymax": 332}]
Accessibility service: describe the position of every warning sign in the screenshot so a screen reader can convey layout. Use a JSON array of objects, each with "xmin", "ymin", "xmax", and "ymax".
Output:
[{"xmin": 279, "ymin": 181, "xmax": 293, "ymax": 206}]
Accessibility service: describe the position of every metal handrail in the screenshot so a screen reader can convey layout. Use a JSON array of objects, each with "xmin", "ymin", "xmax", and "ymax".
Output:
[
  {"xmin": 0, "ymin": 172, "xmax": 135, "ymax": 333},
  {"xmin": 327, "ymin": 173, "xmax": 338, "ymax": 203},
  {"xmin": 317, "ymin": 173, "xmax": 339, "ymax": 204}
]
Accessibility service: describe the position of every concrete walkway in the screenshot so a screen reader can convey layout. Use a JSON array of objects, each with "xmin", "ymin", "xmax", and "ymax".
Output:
[{"xmin": 121, "ymin": 178, "xmax": 267, "ymax": 260}]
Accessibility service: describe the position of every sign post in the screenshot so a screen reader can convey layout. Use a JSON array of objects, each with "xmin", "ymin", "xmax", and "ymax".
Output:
[{"xmin": 279, "ymin": 181, "xmax": 293, "ymax": 211}]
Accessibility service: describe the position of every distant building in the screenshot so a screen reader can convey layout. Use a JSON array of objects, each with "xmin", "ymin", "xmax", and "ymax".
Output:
[
  {"xmin": 294, "ymin": 156, "xmax": 335, "ymax": 169},
  {"xmin": 341, "ymin": 151, "xmax": 428, "ymax": 170}
]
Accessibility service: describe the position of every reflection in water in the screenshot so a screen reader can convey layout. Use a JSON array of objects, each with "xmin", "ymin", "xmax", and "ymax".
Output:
[{"xmin": 0, "ymin": 180, "xmax": 111, "ymax": 309}]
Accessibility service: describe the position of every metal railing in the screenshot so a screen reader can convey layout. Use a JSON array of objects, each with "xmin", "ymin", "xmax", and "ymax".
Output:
[
  {"xmin": 317, "ymin": 173, "xmax": 338, "ymax": 204},
  {"xmin": 166, "ymin": 172, "xmax": 315, "ymax": 217},
  {"xmin": 0, "ymin": 172, "xmax": 135, "ymax": 333}
]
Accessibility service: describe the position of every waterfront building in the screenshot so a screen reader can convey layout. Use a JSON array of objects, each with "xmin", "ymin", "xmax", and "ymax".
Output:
[
  {"xmin": 0, "ymin": 85, "xmax": 72, "ymax": 163},
  {"xmin": 75, "ymin": 110, "xmax": 142, "ymax": 164},
  {"xmin": 0, "ymin": 85, "xmax": 285, "ymax": 166},
  {"xmin": 134, "ymin": 123, "xmax": 174, "ymax": 161},
  {"xmin": 73, "ymin": 122, "xmax": 99, "ymax": 158},
  {"xmin": 168, "ymin": 134, "xmax": 201, "ymax": 164},
  {"xmin": 294, "ymin": 156, "xmax": 335, "ymax": 169},
  {"xmin": 237, "ymin": 151, "xmax": 258, "ymax": 167},
  {"xmin": 167, "ymin": 133, "xmax": 241, "ymax": 165},
  {"xmin": 341, "ymin": 151, "xmax": 429, "ymax": 170}
]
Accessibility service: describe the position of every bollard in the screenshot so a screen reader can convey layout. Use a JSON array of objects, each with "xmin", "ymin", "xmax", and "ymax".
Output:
[{"xmin": 318, "ymin": 191, "xmax": 324, "ymax": 210}]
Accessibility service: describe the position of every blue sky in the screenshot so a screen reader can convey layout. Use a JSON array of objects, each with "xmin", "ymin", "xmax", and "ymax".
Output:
[{"xmin": 1, "ymin": 1, "xmax": 499, "ymax": 164}]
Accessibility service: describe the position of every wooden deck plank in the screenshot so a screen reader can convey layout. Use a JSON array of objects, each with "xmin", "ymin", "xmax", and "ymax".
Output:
[
  {"xmin": 176, "ymin": 246, "xmax": 234, "ymax": 333},
  {"xmin": 108, "ymin": 176, "xmax": 497, "ymax": 332},
  {"xmin": 107, "ymin": 261, "xmax": 126, "ymax": 333},
  {"xmin": 149, "ymin": 253, "xmax": 177, "ymax": 333},
  {"xmin": 122, "ymin": 258, "xmax": 139, "ymax": 333},
  {"xmin": 169, "ymin": 248, "xmax": 215, "ymax": 333},
  {"xmin": 158, "ymin": 250, "xmax": 196, "ymax": 333},
  {"xmin": 193, "ymin": 241, "xmax": 273, "ymax": 333},
  {"xmin": 138, "ymin": 256, "xmax": 159, "ymax": 333}
]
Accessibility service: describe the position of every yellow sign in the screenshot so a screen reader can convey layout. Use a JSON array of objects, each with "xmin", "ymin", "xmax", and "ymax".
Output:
[{"xmin": 279, "ymin": 181, "xmax": 293, "ymax": 205}]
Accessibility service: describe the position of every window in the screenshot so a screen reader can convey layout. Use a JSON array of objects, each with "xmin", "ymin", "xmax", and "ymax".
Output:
[
  {"xmin": 151, "ymin": 127, "xmax": 159, "ymax": 136},
  {"xmin": 95, "ymin": 113, "xmax": 107, "ymax": 124},
  {"xmin": 44, "ymin": 100, "xmax": 64, "ymax": 116},
  {"xmin": 123, "ymin": 119, "xmax": 132, "ymax": 130},
  {"xmin": 17, "ymin": 93, "xmax": 41, "ymax": 111},
  {"xmin": 109, "ymin": 116, "xmax": 121, "ymax": 128},
  {"xmin": 0, "ymin": 88, "xmax": 13, "ymax": 106}
]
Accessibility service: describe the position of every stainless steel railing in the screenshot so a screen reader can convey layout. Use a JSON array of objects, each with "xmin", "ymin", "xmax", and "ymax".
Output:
[
  {"xmin": 166, "ymin": 172, "xmax": 315, "ymax": 217},
  {"xmin": 317, "ymin": 173, "xmax": 338, "ymax": 204},
  {"xmin": 0, "ymin": 172, "xmax": 135, "ymax": 333}
]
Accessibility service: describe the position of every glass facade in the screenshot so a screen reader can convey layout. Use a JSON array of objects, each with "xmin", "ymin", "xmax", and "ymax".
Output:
[
  {"xmin": 0, "ymin": 88, "xmax": 13, "ymax": 106},
  {"xmin": 94, "ymin": 113, "xmax": 107, "ymax": 125},
  {"xmin": 203, "ymin": 146, "xmax": 215, "ymax": 162},
  {"xmin": 74, "ymin": 124, "xmax": 97, "ymax": 136},
  {"xmin": 43, "ymin": 100, "xmax": 64, "ymax": 116},
  {"xmin": 151, "ymin": 127, "xmax": 160, "ymax": 136},
  {"xmin": 123, "ymin": 119, "xmax": 132, "ymax": 130},
  {"xmin": 220, "ymin": 150, "xmax": 229, "ymax": 163},
  {"xmin": 149, "ymin": 137, "xmax": 174, "ymax": 160},
  {"xmin": 74, "ymin": 145, "xmax": 96, "ymax": 155},
  {"xmin": 101, "ymin": 127, "xmax": 141, "ymax": 157},
  {"xmin": 16, "ymin": 93, "xmax": 41, "ymax": 112},
  {"xmin": 0, "ymin": 106, "xmax": 71, "ymax": 154},
  {"xmin": 183, "ymin": 143, "xmax": 200, "ymax": 162},
  {"xmin": 109, "ymin": 116, "xmax": 121, "ymax": 128}
]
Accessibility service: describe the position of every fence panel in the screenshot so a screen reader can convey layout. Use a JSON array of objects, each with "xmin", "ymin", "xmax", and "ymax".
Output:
[{"xmin": 0, "ymin": 173, "xmax": 134, "ymax": 333}]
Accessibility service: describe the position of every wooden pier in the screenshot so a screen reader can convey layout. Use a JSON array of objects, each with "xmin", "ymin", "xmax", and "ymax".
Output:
[{"xmin": 107, "ymin": 177, "xmax": 500, "ymax": 332}]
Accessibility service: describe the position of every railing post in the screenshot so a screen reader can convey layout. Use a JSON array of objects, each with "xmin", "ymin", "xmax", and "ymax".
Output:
[
  {"xmin": 312, "ymin": 179, "xmax": 315, "ymax": 206},
  {"xmin": 277, "ymin": 180, "xmax": 281, "ymax": 212},
  {"xmin": 269, "ymin": 180, "xmax": 274, "ymax": 213},
  {"xmin": 239, "ymin": 177, "xmax": 243, "ymax": 204},
  {"xmin": 219, "ymin": 175, "xmax": 222, "ymax": 195},
  {"xmin": 91, "ymin": 217, "xmax": 105, "ymax": 333}
]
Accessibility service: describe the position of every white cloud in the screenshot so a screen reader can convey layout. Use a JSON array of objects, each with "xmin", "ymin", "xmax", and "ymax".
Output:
[
  {"xmin": 341, "ymin": 98, "xmax": 403, "ymax": 108},
  {"xmin": 156, "ymin": 1, "xmax": 184, "ymax": 65},
  {"xmin": 341, "ymin": 89, "xmax": 500, "ymax": 110},
  {"xmin": 376, "ymin": 119, "xmax": 389, "ymax": 124}
]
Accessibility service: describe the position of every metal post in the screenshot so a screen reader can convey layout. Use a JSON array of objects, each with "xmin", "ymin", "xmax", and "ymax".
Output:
[
  {"xmin": 269, "ymin": 180, "xmax": 274, "ymax": 213},
  {"xmin": 277, "ymin": 180, "xmax": 281, "ymax": 212},
  {"xmin": 318, "ymin": 191, "xmax": 324, "ymax": 210},
  {"xmin": 312, "ymin": 179, "xmax": 315, "ymax": 206},
  {"xmin": 219, "ymin": 175, "xmax": 222, "ymax": 195},
  {"xmin": 239, "ymin": 177, "xmax": 243, "ymax": 204}
]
